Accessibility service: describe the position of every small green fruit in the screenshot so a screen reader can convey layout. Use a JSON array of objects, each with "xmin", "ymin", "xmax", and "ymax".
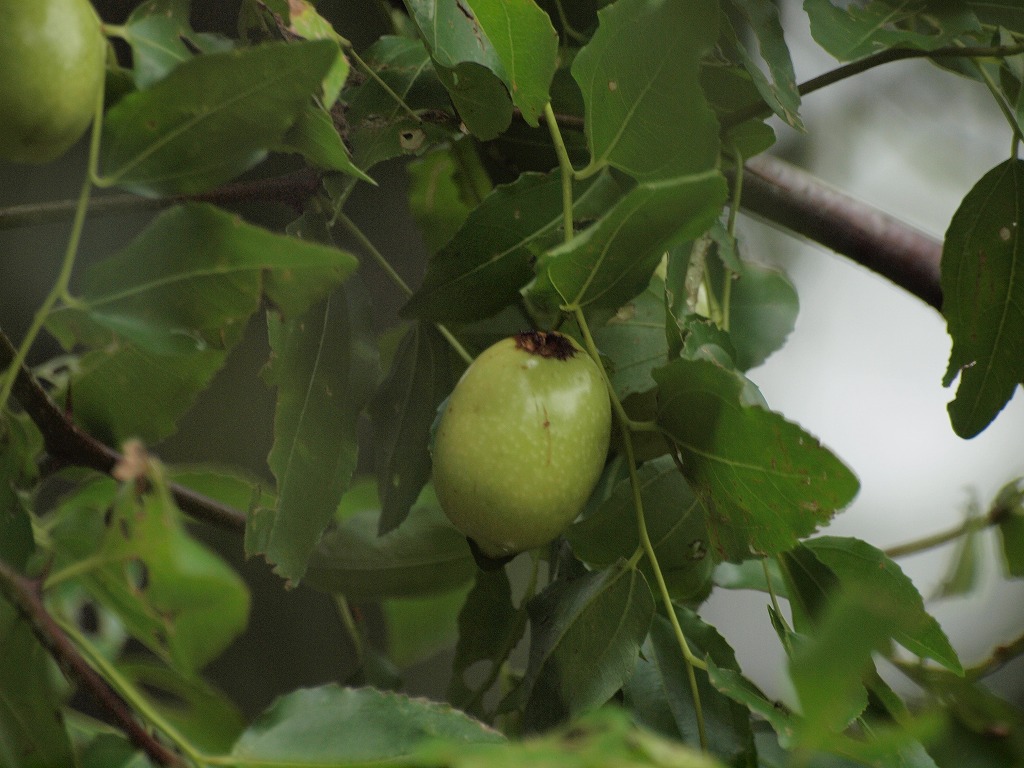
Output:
[
  {"xmin": 0, "ymin": 0, "xmax": 106, "ymax": 164},
  {"xmin": 432, "ymin": 331, "xmax": 612, "ymax": 558}
]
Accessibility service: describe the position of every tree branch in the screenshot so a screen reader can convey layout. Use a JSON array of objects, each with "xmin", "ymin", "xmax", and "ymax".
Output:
[
  {"xmin": 0, "ymin": 328, "xmax": 246, "ymax": 533},
  {"xmin": 739, "ymin": 154, "xmax": 943, "ymax": 310},
  {"xmin": 0, "ymin": 559, "xmax": 186, "ymax": 767}
]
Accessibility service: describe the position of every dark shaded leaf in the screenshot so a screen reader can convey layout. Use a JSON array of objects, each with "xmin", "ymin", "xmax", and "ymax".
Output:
[
  {"xmin": 253, "ymin": 285, "xmax": 379, "ymax": 584},
  {"xmin": 371, "ymin": 324, "xmax": 465, "ymax": 533},
  {"xmin": 941, "ymin": 159, "xmax": 1024, "ymax": 438}
]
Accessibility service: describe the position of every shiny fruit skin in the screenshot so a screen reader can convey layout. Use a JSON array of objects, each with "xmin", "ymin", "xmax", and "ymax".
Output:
[
  {"xmin": 432, "ymin": 331, "xmax": 612, "ymax": 558},
  {"xmin": 0, "ymin": 0, "xmax": 105, "ymax": 164}
]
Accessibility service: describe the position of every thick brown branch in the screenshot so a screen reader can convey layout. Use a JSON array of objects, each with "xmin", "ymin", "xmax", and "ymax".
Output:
[
  {"xmin": 0, "ymin": 559, "xmax": 186, "ymax": 767},
  {"xmin": 0, "ymin": 329, "xmax": 246, "ymax": 533},
  {"xmin": 740, "ymin": 154, "xmax": 943, "ymax": 310}
]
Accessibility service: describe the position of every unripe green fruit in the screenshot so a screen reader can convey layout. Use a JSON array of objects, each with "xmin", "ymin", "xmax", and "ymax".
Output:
[
  {"xmin": 432, "ymin": 331, "xmax": 612, "ymax": 558},
  {"xmin": 0, "ymin": 0, "xmax": 106, "ymax": 164}
]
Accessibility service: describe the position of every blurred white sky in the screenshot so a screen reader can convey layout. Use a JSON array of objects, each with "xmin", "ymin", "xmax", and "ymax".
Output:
[{"xmin": 701, "ymin": 1, "xmax": 1024, "ymax": 697}]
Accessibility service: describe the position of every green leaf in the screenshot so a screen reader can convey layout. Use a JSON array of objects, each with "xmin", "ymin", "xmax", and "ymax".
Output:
[
  {"xmin": 406, "ymin": 143, "xmax": 482, "ymax": 253},
  {"xmin": 403, "ymin": 169, "xmax": 623, "ymax": 322},
  {"xmin": 101, "ymin": 40, "xmax": 339, "ymax": 195},
  {"xmin": 803, "ymin": 0, "xmax": 981, "ymax": 61},
  {"xmin": 343, "ymin": 36, "xmax": 455, "ymax": 170},
  {"xmin": 572, "ymin": 0, "xmax": 720, "ymax": 180},
  {"xmin": 253, "ymin": 286, "xmax": 379, "ymax": 584},
  {"xmin": 516, "ymin": 562, "xmax": 655, "ymax": 731},
  {"xmin": 941, "ymin": 159, "xmax": 1024, "ymax": 438},
  {"xmin": 49, "ymin": 474, "xmax": 251, "ymax": 674},
  {"xmin": 278, "ymin": 103, "xmax": 375, "ymax": 183},
  {"xmin": 275, "ymin": 0, "xmax": 351, "ymax": 106},
  {"xmin": 628, "ymin": 607, "xmax": 757, "ymax": 765},
  {"xmin": 448, "ymin": 568, "xmax": 528, "ymax": 714},
  {"xmin": 305, "ymin": 483, "xmax": 477, "ymax": 599},
  {"xmin": 0, "ymin": 603, "xmax": 74, "ymax": 768},
  {"xmin": 370, "ymin": 324, "xmax": 465, "ymax": 534},
  {"xmin": 706, "ymin": 658, "xmax": 797, "ymax": 749},
  {"xmin": 79, "ymin": 734, "xmax": 155, "ymax": 768},
  {"xmin": 120, "ymin": 0, "xmax": 233, "ymax": 89},
  {"xmin": 402, "ymin": 0, "xmax": 558, "ymax": 134},
  {"xmin": 567, "ymin": 456, "xmax": 714, "ymax": 603},
  {"xmin": 932, "ymin": 519, "xmax": 982, "ymax": 599},
  {"xmin": 45, "ymin": 203, "xmax": 357, "ymax": 444},
  {"xmin": 0, "ymin": 415, "xmax": 40, "ymax": 567},
  {"xmin": 653, "ymin": 358, "xmax": 859, "ymax": 560},
  {"xmin": 722, "ymin": 0, "xmax": 802, "ymax": 129},
  {"xmin": 709, "ymin": 257, "xmax": 799, "ymax": 371},
  {"xmin": 230, "ymin": 685, "xmax": 503, "ymax": 766},
  {"xmin": 803, "ymin": 537, "xmax": 963, "ymax": 674},
  {"xmin": 382, "ymin": 583, "xmax": 472, "ymax": 667},
  {"xmin": 528, "ymin": 173, "xmax": 728, "ymax": 314},
  {"xmin": 413, "ymin": 706, "xmax": 726, "ymax": 768},
  {"xmin": 993, "ymin": 479, "xmax": 1024, "ymax": 577},
  {"xmin": 592, "ymin": 276, "xmax": 670, "ymax": 399},
  {"xmin": 118, "ymin": 660, "xmax": 246, "ymax": 754}
]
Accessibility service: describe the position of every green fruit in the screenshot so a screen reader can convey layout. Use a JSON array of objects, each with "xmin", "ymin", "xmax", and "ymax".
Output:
[
  {"xmin": 0, "ymin": 0, "xmax": 106, "ymax": 164},
  {"xmin": 432, "ymin": 331, "xmax": 612, "ymax": 558}
]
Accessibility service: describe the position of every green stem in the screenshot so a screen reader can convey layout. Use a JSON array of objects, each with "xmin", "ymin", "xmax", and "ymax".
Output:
[
  {"xmin": 884, "ymin": 514, "xmax": 991, "ymax": 559},
  {"xmin": 544, "ymin": 102, "xmax": 575, "ymax": 244},
  {"xmin": 335, "ymin": 213, "xmax": 474, "ymax": 366},
  {"xmin": 573, "ymin": 307, "xmax": 708, "ymax": 751},
  {"xmin": 345, "ymin": 44, "xmax": 421, "ymax": 123},
  {"xmin": 56, "ymin": 616, "xmax": 223, "ymax": 766},
  {"xmin": 551, "ymin": 0, "xmax": 587, "ymax": 43},
  {"xmin": 0, "ymin": 84, "xmax": 104, "ymax": 416},
  {"xmin": 971, "ymin": 52, "xmax": 1023, "ymax": 141},
  {"xmin": 762, "ymin": 558, "xmax": 792, "ymax": 656}
]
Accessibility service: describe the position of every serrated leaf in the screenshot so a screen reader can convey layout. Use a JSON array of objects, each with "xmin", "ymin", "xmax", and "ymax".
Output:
[
  {"xmin": 254, "ymin": 286, "xmax": 379, "ymax": 584},
  {"xmin": 49, "ymin": 474, "xmax": 251, "ymax": 674},
  {"xmin": 653, "ymin": 358, "xmax": 859, "ymax": 560},
  {"xmin": 121, "ymin": 0, "xmax": 233, "ymax": 89},
  {"xmin": 403, "ymin": 169, "xmax": 623, "ymax": 322},
  {"xmin": 722, "ymin": 0, "xmax": 802, "ymax": 129},
  {"xmin": 516, "ymin": 562, "xmax": 655, "ymax": 731},
  {"xmin": 572, "ymin": 0, "xmax": 720, "ymax": 180},
  {"xmin": 45, "ymin": 203, "xmax": 356, "ymax": 444},
  {"xmin": 101, "ymin": 40, "xmax": 339, "ymax": 195},
  {"xmin": 305, "ymin": 482, "xmax": 476, "ymax": 599},
  {"xmin": 448, "ymin": 568, "xmax": 527, "ymax": 713},
  {"xmin": 567, "ymin": 456, "xmax": 714, "ymax": 603},
  {"xmin": 528, "ymin": 172, "xmax": 728, "ymax": 314},
  {"xmin": 803, "ymin": 537, "xmax": 963, "ymax": 674},
  {"xmin": 941, "ymin": 159, "xmax": 1024, "ymax": 438},
  {"xmin": 803, "ymin": 0, "xmax": 981, "ymax": 61},
  {"xmin": 343, "ymin": 36, "xmax": 455, "ymax": 170},
  {"xmin": 414, "ymin": 707, "xmax": 726, "ymax": 768},
  {"xmin": 403, "ymin": 0, "xmax": 558, "ymax": 134},
  {"xmin": 370, "ymin": 324, "xmax": 465, "ymax": 534},
  {"xmin": 230, "ymin": 685, "xmax": 503, "ymax": 766}
]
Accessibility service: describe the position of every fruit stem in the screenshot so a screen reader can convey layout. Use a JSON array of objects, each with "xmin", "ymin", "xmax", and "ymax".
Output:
[
  {"xmin": 544, "ymin": 102, "xmax": 575, "ymax": 244},
  {"xmin": 0, "ymin": 81, "xmax": 105, "ymax": 417},
  {"xmin": 573, "ymin": 307, "xmax": 709, "ymax": 752}
]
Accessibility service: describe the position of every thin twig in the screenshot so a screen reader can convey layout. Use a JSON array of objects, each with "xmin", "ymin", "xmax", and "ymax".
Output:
[
  {"xmin": 0, "ymin": 559, "xmax": 186, "ymax": 767},
  {"xmin": 0, "ymin": 328, "xmax": 246, "ymax": 533}
]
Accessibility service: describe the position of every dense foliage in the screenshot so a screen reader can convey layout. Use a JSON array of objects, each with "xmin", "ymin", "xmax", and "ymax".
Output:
[{"xmin": 2, "ymin": 1, "xmax": 1024, "ymax": 766}]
